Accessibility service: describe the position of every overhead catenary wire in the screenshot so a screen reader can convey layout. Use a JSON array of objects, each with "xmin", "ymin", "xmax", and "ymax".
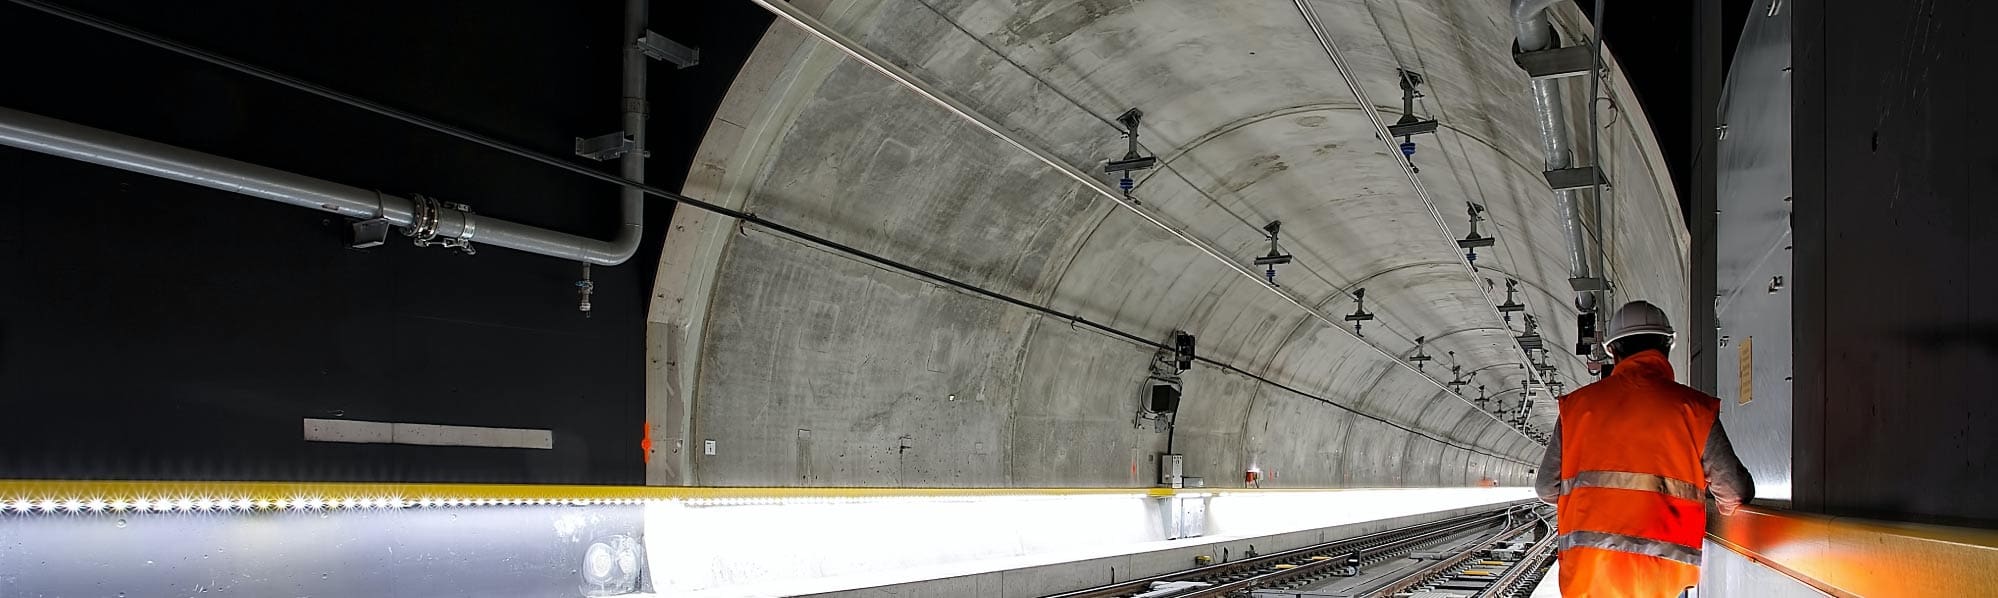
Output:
[
  {"xmin": 1362, "ymin": 0, "xmax": 1553, "ymax": 357},
  {"xmin": 4, "ymin": 0, "xmax": 1538, "ymax": 465},
  {"xmin": 1364, "ymin": 0, "xmax": 1591, "ymax": 403},
  {"xmin": 741, "ymin": 219, "xmax": 1537, "ymax": 465},
  {"xmin": 904, "ymin": 0, "xmax": 1431, "ymax": 351},
  {"xmin": 1290, "ymin": 0, "xmax": 1551, "ymax": 411},
  {"xmin": 904, "ymin": 0, "xmax": 1533, "ymax": 393},
  {"xmin": 746, "ymin": 0, "xmax": 1538, "ymax": 447},
  {"xmin": 1367, "ymin": 0, "xmax": 1536, "ymax": 317},
  {"xmin": 914, "ymin": 0, "xmax": 1549, "ymax": 449}
]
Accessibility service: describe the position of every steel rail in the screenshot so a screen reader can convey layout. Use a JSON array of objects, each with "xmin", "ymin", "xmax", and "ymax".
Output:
[
  {"xmin": 1359, "ymin": 518, "xmax": 1541, "ymax": 597},
  {"xmin": 1177, "ymin": 512, "xmax": 1512, "ymax": 597},
  {"xmin": 1043, "ymin": 503, "xmax": 1529, "ymax": 598},
  {"xmin": 1473, "ymin": 525, "xmax": 1559, "ymax": 598}
]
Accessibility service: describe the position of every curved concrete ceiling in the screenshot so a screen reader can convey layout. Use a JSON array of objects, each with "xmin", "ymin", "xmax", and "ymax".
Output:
[{"xmin": 645, "ymin": 0, "xmax": 1689, "ymax": 489}]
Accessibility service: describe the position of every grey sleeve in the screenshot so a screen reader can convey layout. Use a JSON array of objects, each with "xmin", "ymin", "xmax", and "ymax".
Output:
[
  {"xmin": 1703, "ymin": 419, "xmax": 1756, "ymax": 514},
  {"xmin": 1534, "ymin": 420, "xmax": 1562, "ymax": 505}
]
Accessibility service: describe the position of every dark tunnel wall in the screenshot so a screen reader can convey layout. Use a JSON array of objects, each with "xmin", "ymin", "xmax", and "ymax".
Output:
[
  {"xmin": 0, "ymin": 1, "xmax": 769, "ymax": 483},
  {"xmin": 1792, "ymin": 0, "xmax": 1998, "ymax": 527}
]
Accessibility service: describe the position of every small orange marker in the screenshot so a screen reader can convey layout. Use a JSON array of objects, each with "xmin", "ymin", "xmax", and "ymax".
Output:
[{"xmin": 640, "ymin": 422, "xmax": 653, "ymax": 464}]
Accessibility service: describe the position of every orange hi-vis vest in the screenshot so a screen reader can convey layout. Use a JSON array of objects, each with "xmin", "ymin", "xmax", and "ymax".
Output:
[{"xmin": 1556, "ymin": 349, "xmax": 1718, "ymax": 597}]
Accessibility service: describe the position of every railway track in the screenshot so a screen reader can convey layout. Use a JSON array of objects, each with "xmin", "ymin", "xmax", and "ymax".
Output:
[
  {"xmin": 1042, "ymin": 503, "xmax": 1555, "ymax": 598},
  {"xmin": 1333, "ymin": 512, "xmax": 1551, "ymax": 598},
  {"xmin": 1464, "ymin": 520, "xmax": 1558, "ymax": 598}
]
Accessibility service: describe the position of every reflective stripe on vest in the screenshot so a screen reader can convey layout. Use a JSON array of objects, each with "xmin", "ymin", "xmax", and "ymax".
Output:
[
  {"xmin": 1561, "ymin": 470, "xmax": 1705, "ymax": 503},
  {"xmin": 1559, "ymin": 530, "xmax": 1703, "ymax": 566}
]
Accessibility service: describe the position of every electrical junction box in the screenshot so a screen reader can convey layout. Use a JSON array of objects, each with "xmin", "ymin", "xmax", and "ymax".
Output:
[{"xmin": 1158, "ymin": 453, "xmax": 1183, "ymax": 488}]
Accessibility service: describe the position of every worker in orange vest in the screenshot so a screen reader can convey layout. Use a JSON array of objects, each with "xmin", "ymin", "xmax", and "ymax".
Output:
[{"xmin": 1535, "ymin": 300, "xmax": 1754, "ymax": 597}]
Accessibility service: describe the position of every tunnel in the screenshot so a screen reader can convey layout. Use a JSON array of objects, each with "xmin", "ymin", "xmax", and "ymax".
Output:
[{"xmin": 0, "ymin": 0, "xmax": 1990, "ymax": 596}]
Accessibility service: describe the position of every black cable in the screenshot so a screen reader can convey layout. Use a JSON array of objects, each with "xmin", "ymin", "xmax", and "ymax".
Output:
[
  {"xmin": 8, "ymin": 0, "xmax": 1535, "ymax": 466},
  {"xmin": 5, "ymin": 0, "xmax": 733, "ymax": 219},
  {"xmin": 756, "ymin": 223, "xmax": 1526, "ymax": 464}
]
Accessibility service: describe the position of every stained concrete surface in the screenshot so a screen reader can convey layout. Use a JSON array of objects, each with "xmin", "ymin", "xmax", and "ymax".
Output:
[
  {"xmin": 651, "ymin": 0, "xmax": 1690, "ymax": 489},
  {"xmin": 1791, "ymin": 0, "xmax": 1998, "ymax": 527}
]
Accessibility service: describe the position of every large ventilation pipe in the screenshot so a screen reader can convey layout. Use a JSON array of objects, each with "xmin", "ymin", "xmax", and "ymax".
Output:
[
  {"xmin": 1512, "ymin": 0, "xmax": 1596, "ymax": 313},
  {"xmin": 0, "ymin": 105, "xmax": 640, "ymax": 265}
]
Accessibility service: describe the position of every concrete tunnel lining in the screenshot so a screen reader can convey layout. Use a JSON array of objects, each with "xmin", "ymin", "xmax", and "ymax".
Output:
[{"xmin": 648, "ymin": 0, "xmax": 1689, "ymax": 488}]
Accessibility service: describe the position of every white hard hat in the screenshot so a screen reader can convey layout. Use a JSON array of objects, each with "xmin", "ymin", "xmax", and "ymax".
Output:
[{"xmin": 1604, "ymin": 300, "xmax": 1675, "ymax": 349}]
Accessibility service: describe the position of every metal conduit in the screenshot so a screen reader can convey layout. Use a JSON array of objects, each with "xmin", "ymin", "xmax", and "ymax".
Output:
[
  {"xmin": 0, "ymin": 105, "xmax": 639, "ymax": 265},
  {"xmin": 605, "ymin": 0, "xmax": 649, "ymax": 265},
  {"xmin": 0, "ymin": 0, "xmax": 648, "ymax": 266},
  {"xmin": 1512, "ymin": 0, "xmax": 1597, "ymax": 312},
  {"xmin": 0, "ymin": 106, "xmax": 399, "ymax": 223}
]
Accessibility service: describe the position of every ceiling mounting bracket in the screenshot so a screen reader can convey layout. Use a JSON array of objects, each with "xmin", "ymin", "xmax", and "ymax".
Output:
[
  {"xmin": 1388, "ymin": 69, "xmax": 1439, "ymax": 173},
  {"xmin": 1408, "ymin": 336, "xmax": 1434, "ymax": 370},
  {"xmin": 1497, "ymin": 278, "xmax": 1527, "ymax": 321},
  {"xmin": 1344, "ymin": 288, "xmax": 1375, "ymax": 335},
  {"xmin": 1253, "ymin": 220, "xmax": 1295, "ymax": 286},
  {"xmin": 574, "ymin": 131, "xmax": 639, "ymax": 161},
  {"xmin": 1516, "ymin": 314, "xmax": 1545, "ymax": 351},
  {"xmin": 1513, "ymin": 44, "xmax": 1601, "ymax": 80},
  {"xmin": 1103, "ymin": 108, "xmax": 1158, "ymax": 198},
  {"xmin": 1447, "ymin": 352, "xmax": 1469, "ymax": 394},
  {"xmin": 1457, "ymin": 202, "xmax": 1497, "ymax": 268},
  {"xmin": 350, "ymin": 217, "xmax": 392, "ymax": 249},
  {"xmin": 637, "ymin": 30, "xmax": 700, "ymax": 68}
]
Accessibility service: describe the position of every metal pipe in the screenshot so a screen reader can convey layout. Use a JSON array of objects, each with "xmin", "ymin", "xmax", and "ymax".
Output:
[
  {"xmin": 1511, "ymin": 0, "xmax": 1596, "ymax": 311},
  {"xmin": 5, "ymin": 0, "xmax": 642, "ymax": 265},
  {"xmin": 746, "ymin": 0, "xmax": 1535, "ymax": 445},
  {"xmin": 1583, "ymin": 0, "xmax": 1609, "ymax": 313},
  {"xmin": 604, "ymin": 0, "xmax": 649, "ymax": 266},
  {"xmin": 1511, "ymin": 0, "xmax": 1564, "ymax": 53},
  {"xmin": 0, "ymin": 105, "xmax": 635, "ymax": 264},
  {"xmin": 0, "ymin": 106, "xmax": 403, "ymax": 222}
]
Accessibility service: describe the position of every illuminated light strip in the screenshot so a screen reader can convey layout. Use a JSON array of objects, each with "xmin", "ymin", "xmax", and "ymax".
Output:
[
  {"xmin": 0, "ymin": 480, "xmax": 1179, "ymax": 514},
  {"xmin": 0, "ymin": 481, "xmax": 1523, "ymax": 516}
]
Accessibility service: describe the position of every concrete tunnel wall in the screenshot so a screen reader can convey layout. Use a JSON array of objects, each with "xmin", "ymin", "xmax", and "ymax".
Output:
[{"xmin": 644, "ymin": 0, "xmax": 1688, "ymax": 489}]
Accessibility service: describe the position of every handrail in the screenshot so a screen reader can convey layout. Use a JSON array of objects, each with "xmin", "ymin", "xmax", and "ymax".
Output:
[{"xmin": 1707, "ymin": 504, "xmax": 1998, "ymax": 597}]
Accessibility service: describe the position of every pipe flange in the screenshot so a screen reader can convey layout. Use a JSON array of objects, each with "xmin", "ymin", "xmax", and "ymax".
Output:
[
  {"xmin": 403, "ymin": 194, "xmax": 441, "ymax": 242},
  {"xmin": 404, "ymin": 195, "xmax": 476, "ymax": 255}
]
